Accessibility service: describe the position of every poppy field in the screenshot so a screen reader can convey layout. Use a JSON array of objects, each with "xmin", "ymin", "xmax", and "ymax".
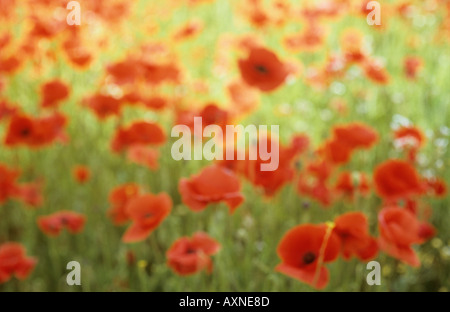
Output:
[{"xmin": 0, "ymin": 0, "xmax": 449, "ymax": 292}]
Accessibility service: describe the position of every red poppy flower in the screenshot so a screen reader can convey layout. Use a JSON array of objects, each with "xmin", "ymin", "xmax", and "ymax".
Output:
[
  {"xmin": 62, "ymin": 37, "xmax": 92, "ymax": 69},
  {"xmin": 404, "ymin": 56, "xmax": 422, "ymax": 80},
  {"xmin": 0, "ymin": 99, "xmax": 18, "ymax": 121},
  {"xmin": 341, "ymin": 29, "xmax": 366, "ymax": 64},
  {"xmin": 276, "ymin": 224, "xmax": 340, "ymax": 289},
  {"xmin": 378, "ymin": 206, "xmax": 423, "ymax": 267},
  {"xmin": 334, "ymin": 172, "xmax": 370, "ymax": 199},
  {"xmin": 38, "ymin": 211, "xmax": 86, "ymax": 237},
  {"xmin": 4, "ymin": 115, "xmax": 35, "ymax": 146},
  {"xmin": 199, "ymin": 103, "xmax": 229, "ymax": 130},
  {"xmin": 143, "ymin": 96, "xmax": 167, "ymax": 110},
  {"xmin": 332, "ymin": 123, "xmax": 378, "ymax": 150},
  {"xmin": 297, "ymin": 160, "xmax": 334, "ymax": 207},
  {"xmin": 334, "ymin": 172, "xmax": 355, "ymax": 198},
  {"xmin": 33, "ymin": 112, "xmax": 68, "ymax": 146},
  {"xmin": 363, "ymin": 59, "xmax": 390, "ymax": 85},
  {"xmin": 238, "ymin": 47, "xmax": 289, "ymax": 92},
  {"xmin": 373, "ymin": 159, "xmax": 424, "ymax": 201},
  {"xmin": 73, "ymin": 165, "xmax": 91, "ymax": 184},
  {"xmin": 0, "ymin": 164, "xmax": 20, "ymax": 204},
  {"xmin": 333, "ymin": 212, "xmax": 378, "ymax": 261},
  {"xmin": 167, "ymin": 232, "xmax": 221, "ymax": 276},
  {"xmin": 425, "ymin": 177, "xmax": 447, "ymax": 198},
  {"xmin": 394, "ymin": 125, "xmax": 425, "ymax": 161},
  {"xmin": 40, "ymin": 80, "xmax": 70, "ymax": 109},
  {"xmin": 284, "ymin": 23, "xmax": 325, "ymax": 52},
  {"xmin": 111, "ymin": 121, "xmax": 166, "ymax": 152},
  {"xmin": 227, "ymin": 80, "xmax": 259, "ymax": 115},
  {"xmin": 179, "ymin": 165, "xmax": 244, "ymax": 214},
  {"xmin": 108, "ymin": 183, "xmax": 140, "ymax": 225},
  {"xmin": 14, "ymin": 182, "xmax": 43, "ymax": 208},
  {"xmin": 173, "ymin": 20, "xmax": 203, "ymax": 40},
  {"xmin": 320, "ymin": 122, "xmax": 378, "ymax": 165},
  {"xmin": 0, "ymin": 243, "xmax": 37, "ymax": 284},
  {"xmin": 394, "ymin": 126, "xmax": 425, "ymax": 148},
  {"xmin": 106, "ymin": 59, "xmax": 143, "ymax": 85},
  {"xmin": 240, "ymin": 135, "xmax": 307, "ymax": 196},
  {"xmin": 126, "ymin": 145, "xmax": 159, "ymax": 170},
  {"xmin": 84, "ymin": 94, "xmax": 122, "ymax": 120},
  {"xmin": 141, "ymin": 62, "xmax": 180, "ymax": 85},
  {"xmin": 122, "ymin": 193, "xmax": 172, "ymax": 243},
  {"xmin": 4, "ymin": 113, "xmax": 67, "ymax": 148},
  {"xmin": 0, "ymin": 55, "xmax": 21, "ymax": 74},
  {"xmin": 321, "ymin": 138, "xmax": 353, "ymax": 165}
]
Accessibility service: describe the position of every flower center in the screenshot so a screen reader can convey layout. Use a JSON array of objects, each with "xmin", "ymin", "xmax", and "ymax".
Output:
[
  {"xmin": 186, "ymin": 248, "xmax": 197, "ymax": 254},
  {"xmin": 20, "ymin": 128, "xmax": 31, "ymax": 137},
  {"xmin": 302, "ymin": 252, "xmax": 316, "ymax": 265},
  {"xmin": 255, "ymin": 65, "xmax": 268, "ymax": 74}
]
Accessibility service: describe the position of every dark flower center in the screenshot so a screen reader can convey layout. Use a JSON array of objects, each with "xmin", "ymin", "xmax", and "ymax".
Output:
[
  {"xmin": 255, "ymin": 65, "xmax": 268, "ymax": 74},
  {"xmin": 302, "ymin": 252, "xmax": 316, "ymax": 265},
  {"xmin": 186, "ymin": 248, "xmax": 197, "ymax": 254},
  {"xmin": 20, "ymin": 128, "xmax": 31, "ymax": 137},
  {"xmin": 144, "ymin": 213, "xmax": 154, "ymax": 219}
]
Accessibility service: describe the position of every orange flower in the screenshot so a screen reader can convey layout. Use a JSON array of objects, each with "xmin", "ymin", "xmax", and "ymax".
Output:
[
  {"xmin": 173, "ymin": 20, "xmax": 203, "ymax": 40},
  {"xmin": 284, "ymin": 23, "xmax": 325, "ymax": 52},
  {"xmin": 394, "ymin": 126, "xmax": 425, "ymax": 148},
  {"xmin": 227, "ymin": 80, "xmax": 260, "ymax": 115},
  {"xmin": 167, "ymin": 232, "xmax": 221, "ymax": 276},
  {"xmin": 363, "ymin": 59, "xmax": 390, "ymax": 84},
  {"xmin": 4, "ymin": 113, "xmax": 67, "ymax": 148},
  {"xmin": 340, "ymin": 29, "xmax": 366, "ymax": 64},
  {"xmin": 374, "ymin": 159, "xmax": 424, "ymax": 201},
  {"xmin": 320, "ymin": 122, "xmax": 378, "ymax": 165},
  {"xmin": 394, "ymin": 125, "xmax": 425, "ymax": 161},
  {"xmin": 425, "ymin": 177, "xmax": 447, "ymax": 198},
  {"xmin": 240, "ymin": 135, "xmax": 308, "ymax": 196},
  {"xmin": 111, "ymin": 121, "xmax": 166, "ymax": 152},
  {"xmin": 143, "ymin": 96, "xmax": 167, "ymax": 110},
  {"xmin": 378, "ymin": 206, "xmax": 423, "ymax": 267},
  {"xmin": 73, "ymin": 165, "xmax": 91, "ymax": 184},
  {"xmin": 108, "ymin": 183, "xmax": 140, "ymax": 225},
  {"xmin": 333, "ymin": 122, "xmax": 378, "ymax": 150},
  {"xmin": 404, "ymin": 56, "xmax": 422, "ymax": 80},
  {"xmin": 0, "ymin": 164, "xmax": 20, "ymax": 204},
  {"xmin": 334, "ymin": 171, "xmax": 355, "ymax": 198},
  {"xmin": 40, "ymin": 80, "xmax": 70, "ymax": 109},
  {"xmin": 37, "ymin": 211, "xmax": 86, "ymax": 237},
  {"xmin": 122, "ymin": 193, "xmax": 172, "ymax": 243},
  {"xmin": 142, "ymin": 62, "xmax": 180, "ymax": 85},
  {"xmin": 199, "ymin": 103, "xmax": 229, "ymax": 131},
  {"xmin": 334, "ymin": 212, "xmax": 378, "ymax": 261},
  {"xmin": 4, "ymin": 115, "xmax": 35, "ymax": 146},
  {"xmin": 297, "ymin": 160, "xmax": 333, "ymax": 207},
  {"xmin": 14, "ymin": 182, "xmax": 43, "ymax": 208},
  {"xmin": 0, "ymin": 55, "xmax": 21, "ymax": 74},
  {"xmin": 276, "ymin": 224, "xmax": 340, "ymax": 289},
  {"xmin": 238, "ymin": 46, "xmax": 289, "ymax": 92},
  {"xmin": 126, "ymin": 145, "xmax": 159, "ymax": 170},
  {"xmin": 84, "ymin": 94, "xmax": 122, "ymax": 120},
  {"xmin": 0, "ymin": 243, "xmax": 37, "ymax": 284},
  {"xmin": 106, "ymin": 58, "xmax": 143, "ymax": 85},
  {"xmin": 62, "ymin": 37, "xmax": 92, "ymax": 69},
  {"xmin": 334, "ymin": 172, "xmax": 371, "ymax": 199},
  {"xmin": 0, "ymin": 99, "xmax": 18, "ymax": 121},
  {"xmin": 179, "ymin": 165, "xmax": 244, "ymax": 214}
]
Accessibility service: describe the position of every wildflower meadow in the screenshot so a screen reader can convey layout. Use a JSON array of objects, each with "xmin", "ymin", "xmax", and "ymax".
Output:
[{"xmin": 0, "ymin": 0, "xmax": 449, "ymax": 292}]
